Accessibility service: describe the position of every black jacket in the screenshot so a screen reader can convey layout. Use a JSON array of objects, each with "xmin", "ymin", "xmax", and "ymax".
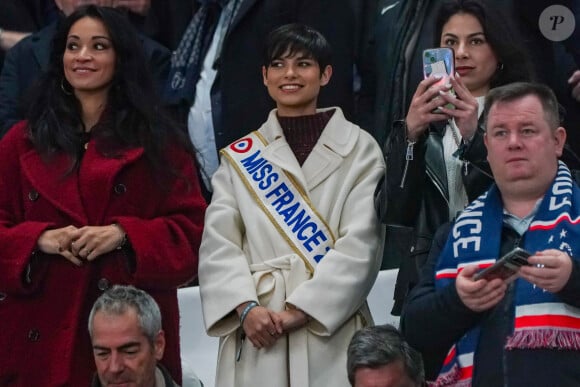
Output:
[
  {"xmin": 401, "ymin": 222, "xmax": 580, "ymax": 385},
  {"xmin": 357, "ymin": 0, "xmax": 440, "ymax": 145},
  {"xmin": 375, "ymin": 119, "xmax": 493, "ymax": 314}
]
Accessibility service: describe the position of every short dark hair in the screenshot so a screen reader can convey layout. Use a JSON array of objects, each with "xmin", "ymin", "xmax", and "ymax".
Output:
[
  {"xmin": 435, "ymin": 0, "xmax": 534, "ymax": 88},
  {"xmin": 484, "ymin": 82, "xmax": 561, "ymax": 130},
  {"xmin": 263, "ymin": 23, "xmax": 332, "ymax": 71},
  {"xmin": 347, "ymin": 324, "xmax": 424, "ymax": 386}
]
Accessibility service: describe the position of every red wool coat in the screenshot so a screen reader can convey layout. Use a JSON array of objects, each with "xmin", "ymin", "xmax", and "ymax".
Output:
[{"xmin": 0, "ymin": 121, "xmax": 206, "ymax": 386}]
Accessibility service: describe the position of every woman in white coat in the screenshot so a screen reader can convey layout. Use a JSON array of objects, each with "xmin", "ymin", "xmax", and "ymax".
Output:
[{"xmin": 198, "ymin": 24, "xmax": 385, "ymax": 387}]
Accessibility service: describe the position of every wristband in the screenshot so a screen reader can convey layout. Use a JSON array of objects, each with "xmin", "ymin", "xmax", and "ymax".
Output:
[{"xmin": 239, "ymin": 301, "xmax": 258, "ymax": 327}]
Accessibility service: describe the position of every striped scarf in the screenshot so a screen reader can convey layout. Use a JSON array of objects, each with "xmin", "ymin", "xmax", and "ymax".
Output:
[{"xmin": 433, "ymin": 161, "xmax": 580, "ymax": 386}]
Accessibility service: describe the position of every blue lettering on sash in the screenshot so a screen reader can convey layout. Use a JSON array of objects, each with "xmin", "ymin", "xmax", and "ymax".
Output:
[
  {"xmin": 305, "ymin": 230, "xmax": 328, "ymax": 252},
  {"xmin": 241, "ymin": 150, "xmax": 263, "ymax": 168},
  {"xmin": 231, "ymin": 158, "xmax": 330, "ymax": 257},
  {"xmin": 313, "ymin": 246, "xmax": 331, "ymax": 262},
  {"xmin": 288, "ymin": 209, "xmax": 311, "ymax": 233},
  {"xmin": 279, "ymin": 203, "xmax": 299, "ymax": 221},
  {"xmin": 241, "ymin": 150, "xmax": 279, "ymax": 189},
  {"xmin": 298, "ymin": 222, "xmax": 317, "ymax": 240},
  {"xmin": 241, "ymin": 151, "xmax": 267, "ymax": 174}
]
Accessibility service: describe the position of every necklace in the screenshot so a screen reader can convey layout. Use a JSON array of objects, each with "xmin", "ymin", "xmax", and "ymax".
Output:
[{"xmin": 81, "ymin": 131, "xmax": 91, "ymax": 150}]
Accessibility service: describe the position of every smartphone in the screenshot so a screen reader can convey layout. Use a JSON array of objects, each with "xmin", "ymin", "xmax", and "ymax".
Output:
[
  {"xmin": 423, "ymin": 47, "xmax": 455, "ymax": 112},
  {"xmin": 473, "ymin": 247, "xmax": 532, "ymax": 281}
]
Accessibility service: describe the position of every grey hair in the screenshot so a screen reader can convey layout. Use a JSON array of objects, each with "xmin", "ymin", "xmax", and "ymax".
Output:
[
  {"xmin": 347, "ymin": 324, "xmax": 424, "ymax": 386},
  {"xmin": 88, "ymin": 285, "xmax": 162, "ymax": 344},
  {"xmin": 483, "ymin": 82, "xmax": 561, "ymax": 131}
]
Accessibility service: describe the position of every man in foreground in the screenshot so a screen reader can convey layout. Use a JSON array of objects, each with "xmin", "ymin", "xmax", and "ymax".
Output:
[
  {"xmin": 89, "ymin": 285, "xmax": 203, "ymax": 387},
  {"xmin": 401, "ymin": 82, "xmax": 580, "ymax": 386},
  {"xmin": 347, "ymin": 324, "xmax": 424, "ymax": 387}
]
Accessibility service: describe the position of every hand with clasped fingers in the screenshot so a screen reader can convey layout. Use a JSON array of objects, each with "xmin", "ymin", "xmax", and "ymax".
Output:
[
  {"xmin": 237, "ymin": 302, "xmax": 283, "ymax": 349},
  {"xmin": 519, "ymin": 249, "xmax": 573, "ymax": 293},
  {"xmin": 237, "ymin": 303, "xmax": 311, "ymax": 348},
  {"xmin": 456, "ymin": 264, "xmax": 508, "ymax": 312},
  {"xmin": 36, "ymin": 225, "xmax": 81, "ymax": 265},
  {"xmin": 37, "ymin": 224, "xmax": 126, "ymax": 267},
  {"xmin": 277, "ymin": 308, "xmax": 310, "ymax": 333}
]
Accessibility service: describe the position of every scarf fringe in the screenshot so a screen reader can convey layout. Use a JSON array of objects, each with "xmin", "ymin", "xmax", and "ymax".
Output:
[
  {"xmin": 428, "ymin": 364, "xmax": 472, "ymax": 387},
  {"xmin": 506, "ymin": 329, "xmax": 580, "ymax": 350}
]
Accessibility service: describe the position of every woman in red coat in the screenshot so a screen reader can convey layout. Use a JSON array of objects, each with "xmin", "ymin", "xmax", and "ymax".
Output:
[{"xmin": 0, "ymin": 5, "xmax": 206, "ymax": 386}]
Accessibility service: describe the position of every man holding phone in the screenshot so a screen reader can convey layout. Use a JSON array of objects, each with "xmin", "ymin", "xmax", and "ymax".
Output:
[{"xmin": 401, "ymin": 82, "xmax": 580, "ymax": 386}]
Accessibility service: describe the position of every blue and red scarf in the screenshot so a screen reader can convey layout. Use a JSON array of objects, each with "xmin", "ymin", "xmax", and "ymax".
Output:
[{"xmin": 433, "ymin": 162, "xmax": 580, "ymax": 386}]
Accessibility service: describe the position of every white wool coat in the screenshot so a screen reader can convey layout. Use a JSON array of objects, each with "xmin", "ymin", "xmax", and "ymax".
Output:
[{"xmin": 198, "ymin": 107, "xmax": 385, "ymax": 387}]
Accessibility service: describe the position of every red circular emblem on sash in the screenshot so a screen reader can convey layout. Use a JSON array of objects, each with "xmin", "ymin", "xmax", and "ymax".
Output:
[{"xmin": 230, "ymin": 138, "xmax": 253, "ymax": 153}]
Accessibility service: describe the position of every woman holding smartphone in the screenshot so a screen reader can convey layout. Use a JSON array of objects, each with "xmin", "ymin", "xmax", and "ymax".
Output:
[{"xmin": 375, "ymin": 0, "xmax": 534, "ymax": 316}]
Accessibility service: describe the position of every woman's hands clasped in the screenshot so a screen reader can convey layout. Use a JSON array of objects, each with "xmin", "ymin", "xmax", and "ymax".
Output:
[
  {"xmin": 236, "ymin": 302, "xmax": 310, "ymax": 349},
  {"xmin": 237, "ymin": 303, "xmax": 283, "ymax": 349},
  {"xmin": 37, "ymin": 224, "xmax": 126, "ymax": 266}
]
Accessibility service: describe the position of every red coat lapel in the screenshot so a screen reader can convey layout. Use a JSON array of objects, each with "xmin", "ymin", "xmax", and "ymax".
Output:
[
  {"xmin": 79, "ymin": 145, "xmax": 144, "ymax": 224},
  {"xmin": 20, "ymin": 149, "xmax": 87, "ymax": 224}
]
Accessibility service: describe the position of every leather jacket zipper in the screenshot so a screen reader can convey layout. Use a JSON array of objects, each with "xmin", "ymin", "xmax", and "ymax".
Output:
[{"xmin": 400, "ymin": 141, "xmax": 416, "ymax": 188}]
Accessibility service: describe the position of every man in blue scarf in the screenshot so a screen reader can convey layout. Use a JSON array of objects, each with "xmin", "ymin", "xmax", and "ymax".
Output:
[{"xmin": 401, "ymin": 82, "xmax": 580, "ymax": 386}]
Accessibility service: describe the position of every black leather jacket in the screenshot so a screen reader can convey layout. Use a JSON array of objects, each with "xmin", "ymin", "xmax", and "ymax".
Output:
[{"xmin": 375, "ymin": 119, "xmax": 494, "ymax": 314}]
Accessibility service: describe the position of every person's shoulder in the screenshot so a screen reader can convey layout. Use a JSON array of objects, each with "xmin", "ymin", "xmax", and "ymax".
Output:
[
  {"xmin": 137, "ymin": 32, "xmax": 170, "ymax": 56},
  {"xmin": 0, "ymin": 120, "xmax": 31, "ymax": 152},
  {"xmin": 164, "ymin": 140, "xmax": 195, "ymax": 163},
  {"xmin": 343, "ymin": 119, "xmax": 384, "ymax": 159},
  {"xmin": 321, "ymin": 107, "xmax": 381, "ymax": 156},
  {"xmin": 2, "ymin": 120, "xmax": 28, "ymax": 139},
  {"xmin": 5, "ymin": 22, "xmax": 54, "ymax": 65},
  {"xmin": 17, "ymin": 22, "xmax": 55, "ymax": 48}
]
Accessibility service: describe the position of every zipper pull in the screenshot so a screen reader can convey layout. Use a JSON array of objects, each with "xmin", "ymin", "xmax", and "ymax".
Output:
[{"xmin": 406, "ymin": 140, "xmax": 416, "ymax": 161}]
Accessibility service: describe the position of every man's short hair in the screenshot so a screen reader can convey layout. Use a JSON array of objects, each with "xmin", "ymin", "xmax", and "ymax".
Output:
[
  {"xmin": 484, "ymin": 82, "xmax": 561, "ymax": 131},
  {"xmin": 263, "ymin": 23, "xmax": 332, "ymax": 71},
  {"xmin": 88, "ymin": 285, "xmax": 162, "ymax": 344},
  {"xmin": 347, "ymin": 324, "xmax": 424, "ymax": 386}
]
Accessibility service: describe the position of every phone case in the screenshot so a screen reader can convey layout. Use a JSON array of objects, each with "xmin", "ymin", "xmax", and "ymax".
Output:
[
  {"xmin": 473, "ymin": 247, "xmax": 531, "ymax": 281},
  {"xmin": 422, "ymin": 48, "xmax": 455, "ymax": 111},
  {"xmin": 423, "ymin": 48, "xmax": 454, "ymax": 79}
]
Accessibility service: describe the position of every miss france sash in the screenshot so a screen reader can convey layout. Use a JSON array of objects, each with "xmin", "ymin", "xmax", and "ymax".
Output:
[
  {"xmin": 433, "ymin": 161, "xmax": 580, "ymax": 386},
  {"xmin": 221, "ymin": 131, "xmax": 335, "ymax": 273}
]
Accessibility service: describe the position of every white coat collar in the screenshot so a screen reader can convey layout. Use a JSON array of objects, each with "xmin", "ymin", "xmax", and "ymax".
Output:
[{"xmin": 257, "ymin": 107, "xmax": 359, "ymax": 191}]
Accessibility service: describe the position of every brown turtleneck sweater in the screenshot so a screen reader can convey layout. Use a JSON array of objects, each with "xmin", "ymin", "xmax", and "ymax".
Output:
[{"xmin": 277, "ymin": 109, "xmax": 335, "ymax": 165}]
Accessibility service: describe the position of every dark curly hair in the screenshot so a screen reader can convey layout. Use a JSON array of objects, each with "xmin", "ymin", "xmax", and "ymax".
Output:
[{"xmin": 26, "ymin": 5, "xmax": 192, "ymax": 177}]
